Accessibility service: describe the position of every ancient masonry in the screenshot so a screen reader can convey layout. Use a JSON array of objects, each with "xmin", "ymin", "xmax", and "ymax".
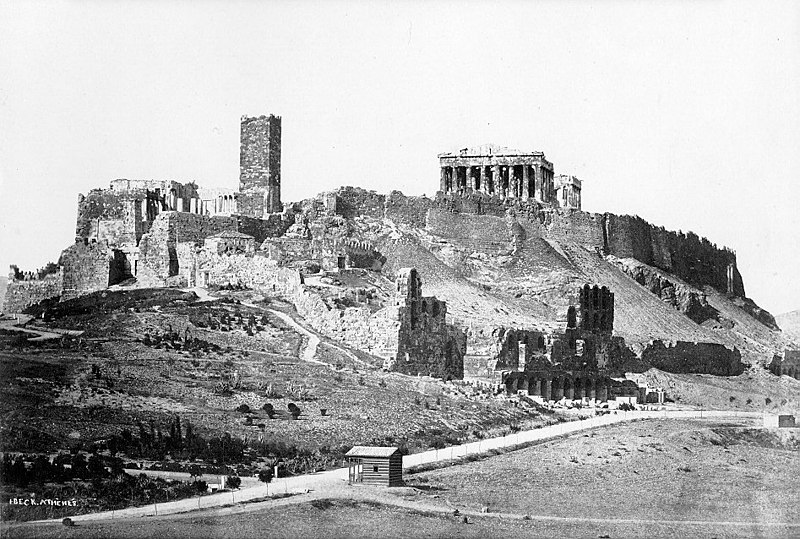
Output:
[
  {"xmin": 239, "ymin": 114, "xmax": 282, "ymax": 217},
  {"xmin": 438, "ymin": 145, "xmax": 556, "ymax": 203},
  {"xmin": 3, "ymin": 119, "xmax": 755, "ymax": 386}
]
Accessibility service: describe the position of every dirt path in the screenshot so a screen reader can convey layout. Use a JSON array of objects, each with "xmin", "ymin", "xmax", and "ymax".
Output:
[{"xmin": 0, "ymin": 314, "xmax": 83, "ymax": 341}]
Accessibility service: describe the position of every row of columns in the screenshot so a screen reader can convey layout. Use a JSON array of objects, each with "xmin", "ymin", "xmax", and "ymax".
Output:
[
  {"xmin": 440, "ymin": 164, "xmax": 554, "ymax": 202},
  {"xmin": 201, "ymin": 195, "xmax": 238, "ymax": 215},
  {"xmin": 505, "ymin": 374, "xmax": 612, "ymax": 402}
]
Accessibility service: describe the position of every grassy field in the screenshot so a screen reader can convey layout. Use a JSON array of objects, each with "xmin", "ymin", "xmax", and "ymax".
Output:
[{"xmin": 404, "ymin": 418, "xmax": 800, "ymax": 525}]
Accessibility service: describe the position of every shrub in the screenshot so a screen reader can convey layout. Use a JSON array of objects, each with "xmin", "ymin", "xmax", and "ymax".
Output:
[
  {"xmin": 288, "ymin": 403, "xmax": 302, "ymax": 419},
  {"xmin": 765, "ymin": 397, "xmax": 772, "ymax": 405},
  {"xmin": 378, "ymin": 379, "xmax": 387, "ymax": 388},
  {"xmin": 236, "ymin": 404, "xmax": 251, "ymax": 414},
  {"xmin": 358, "ymin": 376, "xmax": 365, "ymax": 386},
  {"xmin": 262, "ymin": 403, "xmax": 275, "ymax": 418},
  {"xmin": 226, "ymin": 476, "xmax": 241, "ymax": 489},
  {"xmin": 193, "ymin": 480, "xmax": 208, "ymax": 493}
]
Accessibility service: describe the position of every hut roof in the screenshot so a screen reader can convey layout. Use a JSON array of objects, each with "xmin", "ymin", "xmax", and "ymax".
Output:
[{"xmin": 345, "ymin": 446, "xmax": 401, "ymax": 458}]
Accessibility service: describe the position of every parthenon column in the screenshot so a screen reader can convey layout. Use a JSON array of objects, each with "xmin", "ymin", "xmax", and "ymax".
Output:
[
  {"xmin": 509, "ymin": 165, "xmax": 518, "ymax": 199},
  {"xmin": 522, "ymin": 166, "xmax": 530, "ymax": 200},
  {"xmin": 440, "ymin": 167, "xmax": 447, "ymax": 193},
  {"xmin": 534, "ymin": 165, "xmax": 543, "ymax": 202},
  {"xmin": 492, "ymin": 165, "xmax": 500, "ymax": 196}
]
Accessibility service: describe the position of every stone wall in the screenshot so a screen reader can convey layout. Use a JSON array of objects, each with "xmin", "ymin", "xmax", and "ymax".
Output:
[
  {"xmin": 2, "ymin": 270, "xmax": 63, "ymax": 313},
  {"xmin": 384, "ymin": 191, "xmax": 435, "ymax": 228},
  {"xmin": 603, "ymin": 214, "xmax": 743, "ymax": 297},
  {"xmin": 137, "ymin": 213, "xmax": 238, "ymax": 286},
  {"xmin": 333, "ymin": 186, "xmax": 386, "ymax": 219},
  {"xmin": 236, "ymin": 214, "xmax": 293, "ymax": 244},
  {"xmin": 544, "ymin": 209, "xmax": 606, "ymax": 249},
  {"xmin": 59, "ymin": 241, "xmax": 115, "ymax": 300},
  {"xmin": 183, "ymin": 250, "xmax": 302, "ymax": 294},
  {"xmin": 425, "ymin": 191, "xmax": 744, "ymax": 299},
  {"xmin": 638, "ymin": 340, "xmax": 744, "ymax": 376}
]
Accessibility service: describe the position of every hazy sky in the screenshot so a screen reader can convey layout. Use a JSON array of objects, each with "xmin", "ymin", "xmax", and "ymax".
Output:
[{"xmin": 1, "ymin": 1, "xmax": 798, "ymax": 314}]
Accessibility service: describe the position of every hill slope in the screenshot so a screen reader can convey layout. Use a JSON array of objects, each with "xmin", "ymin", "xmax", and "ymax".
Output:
[
  {"xmin": 776, "ymin": 310, "xmax": 800, "ymax": 346},
  {"xmin": 345, "ymin": 208, "xmax": 783, "ymax": 366}
]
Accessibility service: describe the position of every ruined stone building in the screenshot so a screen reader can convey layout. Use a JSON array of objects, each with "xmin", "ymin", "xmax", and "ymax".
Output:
[
  {"xmin": 382, "ymin": 269, "xmax": 465, "ymax": 379},
  {"xmin": 438, "ymin": 144, "xmax": 556, "ymax": 202},
  {"xmin": 770, "ymin": 350, "xmax": 800, "ymax": 380},
  {"xmin": 555, "ymin": 175, "xmax": 582, "ymax": 210}
]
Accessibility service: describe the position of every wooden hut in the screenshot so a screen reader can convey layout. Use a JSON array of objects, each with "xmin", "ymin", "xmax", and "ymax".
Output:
[{"xmin": 345, "ymin": 446, "xmax": 403, "ymax": 487}]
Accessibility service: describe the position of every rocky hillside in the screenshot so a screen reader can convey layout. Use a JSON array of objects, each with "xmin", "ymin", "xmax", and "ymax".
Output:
[
  {"xmin": 336, "ymin": 198, "xmax": 784, "ymax": 367},
  {"xmin": 776, "ymin": 310, "xmax": 800, "ymax": 346}
]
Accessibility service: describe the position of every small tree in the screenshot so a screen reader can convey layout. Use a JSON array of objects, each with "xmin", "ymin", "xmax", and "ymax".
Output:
[
  {"xmin": 262, "ymin": 403, "xmax": 275, "ymax": 419},
  {"xmin": 288, "ymin": 402, "xmax": 301, "ymax": 420},
  {"xmin": 258, "ymin": 469, "xmax": 273, "ymax": 484},
  {"xmin": 226, "ymin": 475, "xmax": 241, "ymax": 489},
  {"xmin": 194, "ymin": 480, "xmax": 208, "ymax": 494}
]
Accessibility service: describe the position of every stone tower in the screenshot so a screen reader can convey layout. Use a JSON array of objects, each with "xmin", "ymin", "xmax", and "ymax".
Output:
[{"xmin": 239, "ymin": 114, "xmax": 282, "ymax": 217}]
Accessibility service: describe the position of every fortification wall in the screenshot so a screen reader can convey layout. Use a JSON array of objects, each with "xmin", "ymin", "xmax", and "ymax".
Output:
[
  {"xmin": 136, "ymin": 213, "xmax": 238, "ymax": 286},
  {"xmin": 59, "ymin": 242, "xmax": 113, "ymax": 300},
  {"xmin": 76, "ymin": 190, "xmax": 128, "ymax": 238},
  {"xmin": 604, "ymin": 214, "xmax": 743, "ymax": 297},
  {"xmin": 2, "ymin": 271, "xmax": 63, "ymax": 313},
  {"xmin": 191, "ymin": 251, "xmax": 302, "ymax": 294},
  {"xmin": 236, "ymin": 214, "xmax": 293, "ymax": 244},
  {"xmin": 427, "ymin": 191, "xmax": 743, "ymax": 298},
  {"xmin": 639, "ymin": 340, "xmax": 744, "ymax": 376},
  {"xmin": 543, "ymin": 209, "xmax": 606, "ymax": 249},
  {"xmin": 333, "ymin": 187, "xmax": 385, "ymax": 219},
  {"xmin": 384, "ymin": 191, "xmax": 434, "ymax": 228}
]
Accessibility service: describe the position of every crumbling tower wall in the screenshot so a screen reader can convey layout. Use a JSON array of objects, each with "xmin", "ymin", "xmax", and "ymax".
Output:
[{"xmin": 239, "ymin": 114, "xmax": 282, "ymax": 217}]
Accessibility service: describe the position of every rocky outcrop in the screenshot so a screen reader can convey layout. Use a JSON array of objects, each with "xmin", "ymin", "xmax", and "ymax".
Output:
[{"xmin": 609, "ymin": 257, "xmax": 721, "ymax": 325}]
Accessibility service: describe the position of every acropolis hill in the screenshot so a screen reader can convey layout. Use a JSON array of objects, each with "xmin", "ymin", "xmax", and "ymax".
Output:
[{"xmin": 4, "ymin": 114, "xmax": 794, "ymax": 392}]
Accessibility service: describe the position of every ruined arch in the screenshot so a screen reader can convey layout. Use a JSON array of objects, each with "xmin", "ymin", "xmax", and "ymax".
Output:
[
  {"xmin": 573, "ymin": 377, "xmax": 583, "ymax": 400},
  {"xmin": 567, "ymin": 306, "xmax": 577, "ymax": 328},
  {"xmin": 563, "ymin": 377, "xmax": 573, "ymax": 400},
  {"xmin": 551, "ymin": 377, "xmax": 564, "ymax": 400},
  {"xmin": 537, "ymin": 335, "xmax": 545, "ymax": 349}
]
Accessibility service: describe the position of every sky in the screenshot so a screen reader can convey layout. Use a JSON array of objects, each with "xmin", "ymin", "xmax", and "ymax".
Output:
[{"xmin": 1, "ymin": 1, "xmax": 798, "ymax": 314}]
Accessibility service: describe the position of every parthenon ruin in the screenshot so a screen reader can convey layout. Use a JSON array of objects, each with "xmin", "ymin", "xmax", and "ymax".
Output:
[{"xmin": 438, "ymin": 144, "xmax": 555, "ymax": 203}]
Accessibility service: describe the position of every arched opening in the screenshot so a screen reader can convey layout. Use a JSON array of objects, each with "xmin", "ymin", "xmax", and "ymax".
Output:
[
  {"xmin": 567, "ymin": 306, "xmax": 577, "ymax": 328},
  {"xmin": 432, "ymin": 301, "xmax": 440, "ymax": 317},
  {"xmin": 563, "ymin": 377, "xmax": 574, "ymax": 400},
  {"xmin": 505, "ymin": 376, "xmax": 515, "ymax": 394},
  {"xmin": 537, "ymin": 336, "xmax": 545, "ymax": 349},
  {"xmin": 574, "ymin": 377, "xmax": 583, "ymax": 400},
  {"xmin": 551, "ymin": 377, "xmax": 564, "ymax": 400},
  {"xmin": 541, "ymin": 379, "xmax": 552, "ymax": 400}
]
